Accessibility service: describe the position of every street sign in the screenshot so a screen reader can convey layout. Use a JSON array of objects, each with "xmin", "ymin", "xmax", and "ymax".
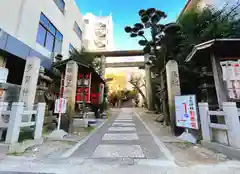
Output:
[
  {"xmin": 54, "ymin": 98, "xmax": 67, "ymax": 114},
  {"xmin": 175, "ymin": 95, "xmax": 199, "ymax": 130}
]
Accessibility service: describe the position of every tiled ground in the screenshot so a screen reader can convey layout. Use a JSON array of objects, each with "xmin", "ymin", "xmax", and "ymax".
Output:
[{"xmin": 71, "ymin": 109, "xmax": 166, "ymax": 159}]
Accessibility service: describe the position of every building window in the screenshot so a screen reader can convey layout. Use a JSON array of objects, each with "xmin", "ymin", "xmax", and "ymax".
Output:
[
  {"xmin": 53, "ymin": 0, "xmax": 65, "ymax": 13},
  {"xmin": 84, "ymin": 19, "xmax": 89, "ymax": 24},
  {"xmin": 74, "ymin": 22, "xmax": 82, "ymax": 39},
  {"xmin": 69, "ymin": 44, "xmax": 75, "ymax": 55},
  {"xmin": 36, "ymin": 13, "xmax": 63, "ymax": 53}
]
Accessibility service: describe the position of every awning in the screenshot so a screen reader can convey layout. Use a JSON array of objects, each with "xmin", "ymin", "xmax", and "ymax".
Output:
[
  {"xmin": 0, "ymin": 28, "xmax": 52, "ymax": 69},
  {"xmin": 185, "ymin": 38, "xmax": 240, "ymax": 63},
  {"xmin": 53, "ymin": 58, "xmax": 105, "ymax": 84}
]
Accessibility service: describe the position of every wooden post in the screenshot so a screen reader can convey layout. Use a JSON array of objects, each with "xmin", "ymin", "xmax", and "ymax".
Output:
[
  {"xmin": 211, "ymin": 54, "xmax": 228, "ymax": 109},
  {"xmin": 160, "ymin": 72, "xmax": 169, "ymax": 125}
]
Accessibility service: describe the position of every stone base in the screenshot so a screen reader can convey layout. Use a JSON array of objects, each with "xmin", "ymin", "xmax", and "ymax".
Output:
[
  {"xmin": 73, "ymin": 119, "xmax": 88, "ymax": 128},
  {"xmin": 85, "ymin": 112, "xmax": 95, "ymax": 119},
  {"xmin": 202, "ymin": 140, "xmax": 240, "ymax": 160},
  {"xmin": 46, "ymin": 129, "xmax": 68, "ymax": 140},
  {"xmin": 178, "ymin": 131, "xmax": 197, "ymax": 144},
  {"xmin": 8, "ymin": 138, "xmax": 43, "ymax": 153}
]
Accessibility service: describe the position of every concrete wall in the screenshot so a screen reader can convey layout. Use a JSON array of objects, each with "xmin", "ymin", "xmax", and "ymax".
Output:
[{"xmin": 0, "ymin": 0, "xmax": 85, "ymax": 59}]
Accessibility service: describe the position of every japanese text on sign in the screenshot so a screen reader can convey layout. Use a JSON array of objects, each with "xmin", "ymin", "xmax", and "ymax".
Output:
[{"xmin": 175, "ymin": 95, "xmax": 199, "ymax": 129}]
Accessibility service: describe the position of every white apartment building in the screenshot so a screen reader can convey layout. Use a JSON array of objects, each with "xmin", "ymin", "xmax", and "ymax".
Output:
[
  {"xmin": 0, "ymin": 0, "xmax": 86, "ymax": 84},
  {"xmin": 83, "ymin": 13, "xmax": 114, "ymax": 51}
]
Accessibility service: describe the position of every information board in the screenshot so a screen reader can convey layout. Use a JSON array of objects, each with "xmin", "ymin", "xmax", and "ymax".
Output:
[
  {"xmin": 175, "ymin": 95, "xmax": 199, "ymax": 129},
  {"xmin": 54, "ymin": 98, "xmax": 67, "ymax": 114}
]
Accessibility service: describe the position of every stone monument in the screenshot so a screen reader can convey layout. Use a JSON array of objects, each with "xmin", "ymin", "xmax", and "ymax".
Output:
[
  {"xmin": 63, "ymin": 61, "xmax": 78, "ymax": 132},
  {"xmin": 19, "ymin": 57, "xmax": 40, "ymax": 122},
  {"xmin": 166, "ymin": 60, "xmax": 181, "ymax": 133}
]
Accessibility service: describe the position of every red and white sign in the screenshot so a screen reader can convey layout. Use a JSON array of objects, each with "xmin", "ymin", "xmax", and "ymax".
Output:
[{"xmin": 54, "ymin": 98, "xmax": 67, "ymax": 114}]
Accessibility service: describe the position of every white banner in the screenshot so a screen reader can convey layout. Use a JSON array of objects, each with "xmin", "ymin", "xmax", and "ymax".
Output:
[
  {"xmin": 175, "ymin": 95, "xmax": 199, "ymax": 130},
  {"xmin": 54, "ymin": 98, "xmax": 67, "ymax": 114}
]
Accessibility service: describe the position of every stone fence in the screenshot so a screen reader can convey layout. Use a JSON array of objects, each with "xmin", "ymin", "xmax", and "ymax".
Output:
[
  {"xmin": 0, "ymin": 102, "xmax": 46, "ymax": 144},
  {"xmin": 199, "ymin": 102, "xmax": 240, "ymax": 159}
]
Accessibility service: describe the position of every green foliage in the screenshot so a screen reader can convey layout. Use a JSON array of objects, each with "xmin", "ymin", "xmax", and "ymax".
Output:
[
  {"xmin": 69, "ymin": 48, "xmax": 102, "ymax": 74},
  {"xmin": 69, "ymin": 48, "xmax": 95, "ymax": 66},
  {"xmin": 175, "ymin": 5, "xmax": 240, "ymax": 64},
  {"xmin": 124, "ymin": 8, "xmax": 181, "ymax": 76}
]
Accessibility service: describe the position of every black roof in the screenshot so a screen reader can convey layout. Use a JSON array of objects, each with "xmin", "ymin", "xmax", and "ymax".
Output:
[
  {"xmin": 185, "ymin": 38, "xmax": 240, "ymax": 63},
  {"xmin": 52, "ymin": 58, "xmax": 105, "ymax": 84}
]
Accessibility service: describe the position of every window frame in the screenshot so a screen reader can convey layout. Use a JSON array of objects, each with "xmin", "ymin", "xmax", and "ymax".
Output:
[
  {"xmin": 74, "ymin": 22, "xmax": 82, "ymax": 40},
  {"xmin": 69, "ymin": 44, "xmax": 75, "ymax": 55},
  {"xmin": 53, "ymin": 0, "xmax": 65, "ymax": 14},
  {"xmin": 36, "ymin": 13, "xmax": 63, "ymax": 53}
]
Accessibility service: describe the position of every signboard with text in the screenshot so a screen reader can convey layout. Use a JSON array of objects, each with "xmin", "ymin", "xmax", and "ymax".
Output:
[
  {"xmin": 175, "ymin": 95, "xmax": 199, "ymax": 130},
  {"xmin": 54, "ymin": 98, "xmax": 67, "ymax": 114}
]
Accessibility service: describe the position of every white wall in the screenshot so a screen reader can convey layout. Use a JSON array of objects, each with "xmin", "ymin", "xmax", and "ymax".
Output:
[{"xmin": 0, "ymin": 0, "xmax": 85, "ymax": 60}]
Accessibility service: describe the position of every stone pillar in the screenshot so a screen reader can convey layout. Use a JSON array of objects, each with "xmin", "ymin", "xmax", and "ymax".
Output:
[
  {"xmin": 19, "ymin": 57, "xmax": 40, "ymax": 122},
  {"xmin": 5, "ymin": 102, "xmax": 24, "ymax": 144},
  {"xmin": 63, "ymin": 61, "xmax": 78, "ymax": 133},
  {"xmin": 101, "ymin": 55, "xmax": 106, "ymax": 79},
  {"xmin": 34, "ymin": 103, "xmax": 46, "ymax": 141},
  {"xmin": 198, "ymin": 103, "xmax": 212, "ymax": 142},
  {"xmin": 166, "ymin": 60, "xmax": 181, "ymax": 133},
  {"xmin": 144, "ymin": 54, "xmax": 154, "ymax": 110},
  {"xmin": 222, "ymin": 102, "xmax": 240, "ymax": 149}
]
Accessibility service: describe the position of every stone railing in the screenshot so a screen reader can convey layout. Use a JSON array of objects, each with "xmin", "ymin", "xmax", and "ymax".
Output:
[
  {"xmin": 198, "ymin": 102, "xmax": 240, "ymax": 159},
  {"xmin": 0, "ymin": 102, "xmax": 46, "ymax": 144}
]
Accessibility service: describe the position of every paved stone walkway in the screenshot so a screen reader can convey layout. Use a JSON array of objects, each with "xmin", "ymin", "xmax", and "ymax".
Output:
[
  {"xmin": 1, "ymin": 108, "xmax": 240, "ymax": 173},
  {"xmin": 71, "ymin": 108, "xmax": 167, "ymax": 160}
]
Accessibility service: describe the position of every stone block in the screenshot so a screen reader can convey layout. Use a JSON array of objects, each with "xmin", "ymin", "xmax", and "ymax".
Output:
[
  {"xmin": 73, "ymin": 118, "xmax": 88, "ymax": 128},
  {"xmin": 46, "ymin": 129, "xmax": 68, "ymax": 140}
]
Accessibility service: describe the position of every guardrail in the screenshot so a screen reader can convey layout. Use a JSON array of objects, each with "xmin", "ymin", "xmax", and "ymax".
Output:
[
  {"xmin": 198, "ymin": 102, "xmax": 240, "ymax": 149},
  {"xmin": 0, "ymin": 102, "xmax": 46, "ymax": 144}
]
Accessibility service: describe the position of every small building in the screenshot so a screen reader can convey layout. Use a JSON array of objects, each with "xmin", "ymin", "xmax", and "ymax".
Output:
[
  {"xmin": 53, "ymin": 57, "xmax": 106, "ymax": 118},
  {"xmin": 184, "ymin": 38, "xmax": 240, "ymax": 109}
]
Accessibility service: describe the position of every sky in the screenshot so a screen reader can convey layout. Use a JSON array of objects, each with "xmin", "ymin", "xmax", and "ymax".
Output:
[{"xmin": 75, "ymin": 0, "xmax": 188, "ymax": 51}]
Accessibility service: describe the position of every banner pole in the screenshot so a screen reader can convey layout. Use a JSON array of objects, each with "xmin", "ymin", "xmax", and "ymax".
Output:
[{"xmin": 57, "ymin": 73, "xmax": 64, "ymax": 130}]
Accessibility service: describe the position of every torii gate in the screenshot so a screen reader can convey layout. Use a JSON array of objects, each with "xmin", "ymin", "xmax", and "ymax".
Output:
[{"xmin": 88, "ymin": 50, "xmax": 154, "ymax": 110}]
